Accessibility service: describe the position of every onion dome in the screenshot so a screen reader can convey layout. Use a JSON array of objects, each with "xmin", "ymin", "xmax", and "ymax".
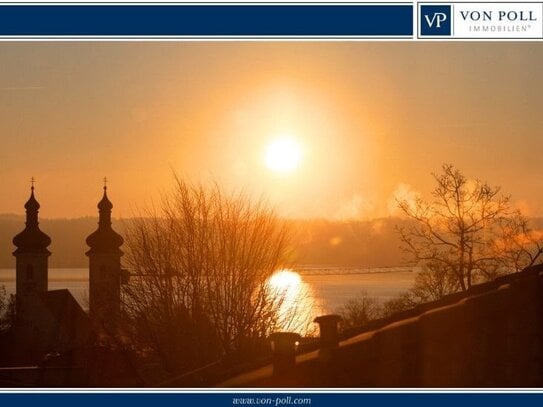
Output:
[
  {"xmin": 98, "ymin": 188, "xmax": 113, "ymax": 212},
  {"xmin": 86, "ymin": 186, "xmax": 124, "ymax": 255},
  {"xmin": 13, "ymin": 186, "xmax": 51, "ymax": 255},
  {"xmin": 24, "ymin": 189, "xmax": 40, "ymax": 212}
]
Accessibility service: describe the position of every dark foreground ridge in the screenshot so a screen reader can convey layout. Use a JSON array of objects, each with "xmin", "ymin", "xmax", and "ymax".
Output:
[{"xmin": 220, "ymin": 265, "xmax": 543, "ymax": 387}]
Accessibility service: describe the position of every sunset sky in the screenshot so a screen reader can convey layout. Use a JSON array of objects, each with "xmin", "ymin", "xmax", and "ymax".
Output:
[{"xmin": 1, "ymin": 42, "xmax": 542, "ymax": 219}]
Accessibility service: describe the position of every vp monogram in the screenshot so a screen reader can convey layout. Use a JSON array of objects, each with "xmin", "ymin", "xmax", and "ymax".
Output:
[
  {"xmin": 425, "ymin": 12, "xmax": 448, "ymax": 28},
  {"xmin": 420, "ymin": 5, "xmax": 451, "ymax": 36}
]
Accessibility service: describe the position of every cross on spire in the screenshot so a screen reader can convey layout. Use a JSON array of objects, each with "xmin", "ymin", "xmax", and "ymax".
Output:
[
  {"xmin": 103, "ymin": 176, "xmax": 108, "ymax": 190},
  {"xmin": 30, "ymin": 176, "xmax": 35, "ymax": 190}
]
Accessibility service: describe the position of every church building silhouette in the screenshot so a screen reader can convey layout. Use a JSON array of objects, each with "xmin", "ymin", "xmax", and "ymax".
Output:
[{"xmin": 6, "ymin": 182, "xmax": 127, "ymax": 367}]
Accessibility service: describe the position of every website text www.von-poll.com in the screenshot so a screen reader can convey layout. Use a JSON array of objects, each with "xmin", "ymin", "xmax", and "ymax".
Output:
[{"xmin": 232, "ymin": 396, "xmax": 312, "ymax": 406}]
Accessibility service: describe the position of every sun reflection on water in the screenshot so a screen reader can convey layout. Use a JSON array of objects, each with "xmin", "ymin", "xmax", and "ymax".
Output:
[
  {"xmin": 266, "ymin": 269, "xmax": 324, "ymax": 336},
  {"xmin": 268, "ymin": 269, "xmax": 302, "ymax": 291}
]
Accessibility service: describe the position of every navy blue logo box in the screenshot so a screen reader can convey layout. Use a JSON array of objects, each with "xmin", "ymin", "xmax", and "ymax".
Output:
[{"xmin": 420, "ymin": 4, "xmax": 451, "ymax": 36}]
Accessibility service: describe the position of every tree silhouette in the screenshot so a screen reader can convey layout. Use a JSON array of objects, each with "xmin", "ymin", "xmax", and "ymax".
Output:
[
  {"xmin": 0, "ymin": 286, "xmax": 15, "ymax": 332},
  {"xmin": 397, "ymin": 164, "xmax": 542, "ymax": 295},
  {"xmin": 122, "ymin": 175, "xmax": 292, "ymax": 375},
  {"xmin": 338, "ymin": 291, "xmax": 382, "ymax": 329}
]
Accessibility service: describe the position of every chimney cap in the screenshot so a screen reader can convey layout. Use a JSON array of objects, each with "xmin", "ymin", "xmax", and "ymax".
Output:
[{"xmin": 314, "ymin": 314, "xmax": 342, "ymax": 324}]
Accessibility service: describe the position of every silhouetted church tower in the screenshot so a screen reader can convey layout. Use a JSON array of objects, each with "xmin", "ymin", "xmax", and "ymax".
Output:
[
  {"xmin": 12, "ymin": 183, "xmax": 51, "ymax": 323},
  {"xmin": 86, "ymin": 181, "xmax": 124, "ymax": 331}
]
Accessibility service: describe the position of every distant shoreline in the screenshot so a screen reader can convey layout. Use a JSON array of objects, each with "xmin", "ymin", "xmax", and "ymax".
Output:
[{"xmin": 0, "ymin": 265, "xmax": 418, "ymax": 282}]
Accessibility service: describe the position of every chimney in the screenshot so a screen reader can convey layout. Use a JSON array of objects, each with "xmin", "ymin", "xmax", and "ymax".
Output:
[
  {"xmin": 314, "ymin": 314, "xmax": 342, "ymax": 359},
  {"xmin": 269, "ymin": 332, "xmax": 301, "ymax": 375}
]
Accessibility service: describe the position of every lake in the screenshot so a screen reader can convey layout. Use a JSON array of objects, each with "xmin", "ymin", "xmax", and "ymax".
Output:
[{"xmin": 0, "ymin": 266, "xmax": 417, "ymax": 312}]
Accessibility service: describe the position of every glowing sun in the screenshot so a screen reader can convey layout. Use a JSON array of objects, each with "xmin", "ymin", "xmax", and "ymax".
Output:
[{"xmin": 265, "ymin": 137, "xmax": 302, "ymax": 173}]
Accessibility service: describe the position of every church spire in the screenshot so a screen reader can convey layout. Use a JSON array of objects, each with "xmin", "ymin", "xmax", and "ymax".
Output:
[
  {"xmin": 13, "ymin": 179, "xmax": 51, "ymax": 322},
  {"xmin": 25, "ymin": 180, "xmax": 40, "ymax": 227},
  {"xmin": 86, "ymin": 180, "xmax": 123, "ymax": 255},
  {"xmin": 97, "ymin": 179, "xmax": 113, "ymax": 226},
  {"xmin": 86, "ymin": 180, "xmax": 124, "ymax": 331},
  {"xmin": 13, "ymin": 182, "xmax": 51, "ymax": 255}
]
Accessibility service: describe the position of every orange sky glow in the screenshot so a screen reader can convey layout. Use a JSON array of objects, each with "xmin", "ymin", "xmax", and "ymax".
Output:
[{"xmin": 1, "ymin": 42, "xmax": 542, "ymax": 219}]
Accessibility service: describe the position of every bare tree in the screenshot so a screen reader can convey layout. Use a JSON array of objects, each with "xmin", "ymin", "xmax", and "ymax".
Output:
[
  {"xmin": 122, "ymin": 176, "xmax": 292, "ymax": 374},
  {"xmin": 338, "ymin": 291, "xmax": 383, "ymax": 329},
  {"xmin": 0, "ymin": 286, "xmax": 15, "ymax": 333},
  {"xmin": 397, "ymin": 164, "xmax": 542, "ymax": 297},
  {"xmin": 381, "ymin": 292, "xmax": 417, "ymax": 318},
  {"xmin": 494, "ymin": 212, "xmax": 543, "ymax": 272},
  {"xmin": 0, "ymin": 286, "xmax": 7, "ymax": 331},
  {"xmin": 409, "ymin": 263, "xmax": 460, "ymax": 302}
]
